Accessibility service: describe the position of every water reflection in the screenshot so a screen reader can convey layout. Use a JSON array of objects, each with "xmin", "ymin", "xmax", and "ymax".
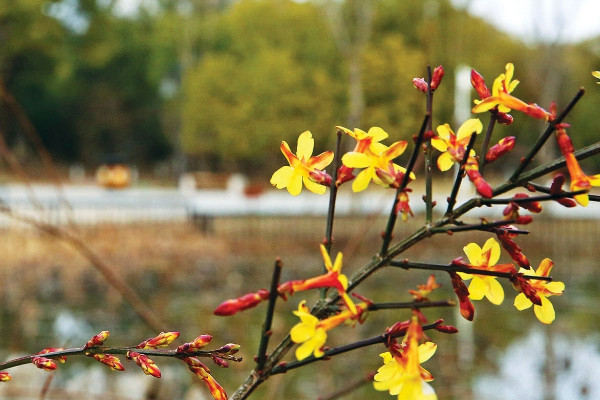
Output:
[{"xmin": 473, "ymin": 328, "xmax": 600, "ymax": 399}]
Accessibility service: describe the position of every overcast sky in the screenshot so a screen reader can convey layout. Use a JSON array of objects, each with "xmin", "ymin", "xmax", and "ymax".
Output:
[{"xmin": 114, "ymin": 0, "xmax": 600, "ymax": 43}]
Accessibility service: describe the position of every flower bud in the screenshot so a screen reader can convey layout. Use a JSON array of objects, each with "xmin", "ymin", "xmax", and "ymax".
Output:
[
  {"xmin": 485, "ymin": 136, "xmax": 515, "ymax": 163},
  {"xmin": 91, "ymin": 353, "xmax": 125, "ymax": 371},
  {"xmin": 137, "ymin": 331, "xmax": 180, "ymax": 349},
  {"xmin": 211, "ymin": 355, "xmax": 229, "ymax": 368},
  {"xmin": 214, "ymin": 289, "xmax": 270, "ymax": 316},
  {"xmin": 308, "ymin": 169, "xmax": 332, "ymax": 186},
  {"xmin": 176, "ymin": 334, "xmax": 213, "ymax": 353},
  {"xmin": 412, "ymin": 77, "xmax": 428, "ymax": 93},
  {"xmin": 449, "ymin": 272, "xmax": 474, "ymax": 321},
  {"xmin": 216, "ymin": 343, "xmax": 240, "ymax": 355},
  {"xmin": 496, "ymin": 112, "xmax": 514, "ymax": 125},
  {"xmin": 550, "ymin": 174, "xmax": 577, "ymax": 208},
  {"xmin": 430, "ymin": 65, "xmax": 445, "ymax": 90},
  {"xmin": 127, "ymin": 351, "xmax": 161, "ymax": 378},
  {"xmin": 0, "ymin": 372, "xmax": 11, "ymax": 382},
  {"xmin": 470, "ymin": 69, "xmax": 490, "ymax": 99},
  {"xmin": 335, "ymin": 165, "xmax": 355, "ymax": 187},
  {"xmin": 466, "ymin": 169, "xmax": 493, "ymax": 198},
  {"xmin": 84, "ymin": 331, "xmax": 109, "ymax": 349},
  {"xmin": 32, "ymin": 356, "xmax": 57, "ymax": 371}
]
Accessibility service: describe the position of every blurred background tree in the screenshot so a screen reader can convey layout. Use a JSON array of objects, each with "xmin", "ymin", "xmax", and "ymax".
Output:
[{"xmin": 1, "ymin": 0, "xmax": 599, "ymax": 177}]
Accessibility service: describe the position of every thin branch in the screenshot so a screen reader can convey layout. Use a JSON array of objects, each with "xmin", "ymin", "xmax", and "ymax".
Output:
[
  {"xmin": 510, "ymin": 88, "xmax": 585, "ymax": 181},
  {"xmin": 424, "ymin": 66, "xmax": 435, "ymax": 224},
  {"xmin": 380, "ymin": 114, "xmax": 430, "ymax": 255},
  {"xmin": 479, "ymin": 113, "xmax": 498, "ymax": 173},
  {"xmin": 270, "ymin": 321, "xmax": 443, "ymax": 375},
  {"xmin": 445, "ymin": 132, "xmax": 478, "ymax": 216},
  {"xmin": 0, "ymin": 346, "xmax": 242, "ymax": 371},
  {"xmin": 494, "ymin": 141, "xmax": 600, "ymax": 196},
  {"xmin": 389, "ymin": 260, "xmax": 552, "ymax": 281},
  {"xmin": 368, "ymin": 299, "xmax": 455, "ymax": 311},
  {"xmin": 429, "ymin": 219, "xmax": 522, "ymax": 234},
  {"xmin": 256, "ymin": 258, "xmax": 283, "ymax": 372}
]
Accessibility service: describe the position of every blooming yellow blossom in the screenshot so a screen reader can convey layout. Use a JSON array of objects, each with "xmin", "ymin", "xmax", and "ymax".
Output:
[
  {"xmin": 431, "ymin": 119, "xmax": 483, "ymax": 171},
  {"xmin": 373, "ymin": 316, "xmax": 438, "ymax": 400},
  {"xmin": 593, "ymin": 71, "xmax": 600, "ymax": 84},
  {"xmin": 290, "ymin": 300, "xmax": 368, "ymax": 360},
  {"xmin": 270, "ymin": 131, "xmax": 333, "ymax": 196},
  {"xmin": 514, "ymin": 258, "xmax": 564, "ymax": 324},
  {"xmin": 458, "ymin": 238, "xmax": 515, "ymax": 305}
]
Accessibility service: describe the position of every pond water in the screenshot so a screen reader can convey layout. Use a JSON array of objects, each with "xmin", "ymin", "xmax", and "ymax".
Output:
[{"xmin": 0, "ymin": 217, "xmax": 597, "ymax": 399}]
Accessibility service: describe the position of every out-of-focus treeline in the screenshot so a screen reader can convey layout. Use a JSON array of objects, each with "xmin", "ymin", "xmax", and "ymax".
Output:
[{"xmin": 1, "ymin": 0, "xmax": 599, "ymax": 177}]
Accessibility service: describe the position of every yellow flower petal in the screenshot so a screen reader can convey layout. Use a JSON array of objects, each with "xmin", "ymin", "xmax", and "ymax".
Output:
[
  {"xmin": 482, "ymin": 238, "xmax": 501, "ymax": 266},
  {"xmin": 368, "ymin": 126, "xmax": 389, "ymax": 142},
  {"xmin": 296, "ymin": 131, "xmax": 314, "ymax": 160},
  {"xmin": 295, "ymin": 339, "xmax": 315, "ymax": 360},
  {"xmin": 467, "ymin": 277, "xmax": 486, "ymax": 300},
  {"xmin": 514, "ymin": 292, "xmax": 533, "ymax": 310},
  {"xmin": 287, "ymin": 174, "xmax": 303, "ymax": 196},
  {"xmin": 342, "ymin": 152, "xmax": 370, "ymax": 168},
  {"xmin": 303, "ymin": 176, "xmax": 326, "ymax": 194},
  {"xmin": 319, "ymin": 244, "xmax": 333, "ymax": 271},
  {"xmin": 270, "ymin": 166, "xmax": 294, "ymax": 189},
  {"xmin": 545, "ymin": 281, "xmax": 565, "ymax": 295},
  {"xmin": 290, "ymin": 322, "xmax": 315, "ymax": 343},
  {"xmin": 431, "ymin": 137, "xmax": 448, "ymax": 152},
  {"xmin": 485, "ymin": 277, "xmax": 504, "ymax": 305},
  {"xmin": 456, "ymin": 118, "xmax": 483, "ymax": 141},
  {"xmin": 463, "ymin": 242, "xmax": 483, "ymax": 266},
  {"xmin": 436, "ymin": 123, "xmax": 453, "ymax": 141},
  {"xmin": 418, "ymin": 342, "xmax": 437, "ymax": 363},
  {"xmin": 437, "ymin": 151, "xmax": 455, "ymax": 171},
  {"xmin": 472, "ymin": 97, "xmax": 500, "ymax": 113},
  {"xmin": 534, "ymin": 296, "xmax": 556, "ymax": 324},
  {"xmin": 352, "ymin": 168, "xmax": 373, "ymax": 192}
]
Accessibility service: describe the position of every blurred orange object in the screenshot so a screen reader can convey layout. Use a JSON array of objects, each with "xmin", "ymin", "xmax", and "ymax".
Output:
[{"xmin": 96, "ymin": 164, "xmax": 131, "ymax": 189}]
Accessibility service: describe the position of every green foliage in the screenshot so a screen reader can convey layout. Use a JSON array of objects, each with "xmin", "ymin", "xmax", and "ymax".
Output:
[{"xmin": 181, "ymin": 0, "xmax": 343, "ymax": 172}]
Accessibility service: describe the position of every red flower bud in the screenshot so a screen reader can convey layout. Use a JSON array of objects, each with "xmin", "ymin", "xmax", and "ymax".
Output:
[
  {"xmin": 308, "ymin": 169, "xmax": 332, "ymax": 187},
  {"xmin": 550, "ymin": 174, "xmax": 577, "ymax": 208},
  {"xmin": 412, "ymin": 77, "xmax": 428, "ymax": 93},
  {"xmin": 434, "ymin": 324, "xmax": 459, "ymax": 334},
  {"xmin": 184, "ymin": 357, "xmax": 228, "ymax": 400},
  {"xmin": 430, "ymin": 65, "xmax": 445, "ymax": 90},
  {"xmin": 127, "ymin": 351, "xmax": 161, "ymax": 378},
  {"xmin": 449, "ymin": 272, "xmax": 474, "ymax": 321},
  {"xmin": 90, "ymin": 353, "xmax": 125, "ymax": 371},
  {"xmin": 177, "ymin": 334, "xmax": 213, "ymax": 353},
  {"xmin": 211, "ymin": 355, "xmax": 229, "ymax": 368},
  {"xmin": 336, "ymin": 165, "xmax": 355, "ymax": 187},
  {"xmin": 0, "ymin": 372, "xmax": 11, "ymax": 382},
  {"xmin": 513, "ymin": 193, "xmax": 542, "ymax": 213},
  {"xmin": 485, "ymin": 136, "xmax": 516, "ymax": 164},
  {"xmin": 496, "ymin": 112, "xmax": 514, "ymax": 125},
  {"xmin": 214, "ymin": 289, "xmax": 270, "ymax": 316},
  {"xmin": 137, "ymin": 331, "xmax": 180, "ymax": 349},
  {"xmin": 510, "ymin": 274, "xmax": 542, "ymax": 306},
  {"xmin": 466, "ymin": 169, "xmax": 493, "ymax": 198},
  {"xmin": 470, "ymin": 69, "xmax": 490, "ymax": 99},
  {"xmin": 496, "ymin": 229, "xmax": 530, "ymax": 269},
  {"xmin": 84, "ymin": 331, "xmax": 109, "ymax": 349},
  {"xmin": 32, "ymin": 356, "xmax": 57, "ymax": 371}
]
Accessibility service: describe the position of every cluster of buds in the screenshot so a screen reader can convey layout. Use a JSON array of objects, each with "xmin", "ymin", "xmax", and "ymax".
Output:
[
  {"xmin": 32, "ymin": 348, "xmax": 66, "ymax": 371},
  {"xmin": 503, "ymin": 193, "xmax": 542, "ymax": 224},
  {"xmin": 1, "ymin": 331, "xmax": 237, "ymax": 400},
  {"xmin": 412, "ymin": 65, "xmax": 445, "ymax": 93}
]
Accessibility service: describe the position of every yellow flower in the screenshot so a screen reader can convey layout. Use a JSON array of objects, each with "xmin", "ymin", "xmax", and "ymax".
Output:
[
  {"xmin": 514, "ymin": 258, "xmax": 564, "ymax": 324},
  {"xmin": 270, "ymin": 131, "xmax": 334, "ymax": 196},
  {"xmin": 290, "ymin": 301, "xmax": 328, "ymax": 360},
  {"xmin": 373, "ymin": 317, "xmax": 438, "ymax": 400},
  {"xmin": 472, "ymin": 63, "xmax": 552, "ymax": 121},
  {"xmin": 431, "ymin": 119, "xmax": 483, "ymax": 171},
  {"xmin": 290, "ymin": 300, "xmax": 368, "ymax": 360},
  {"xmin": 458, "ymin": 238, "xmax": 515, "ymax": 305},
  {"xmin": 593, "ymin": 70, "xmax": 600, "ymax": 84}
]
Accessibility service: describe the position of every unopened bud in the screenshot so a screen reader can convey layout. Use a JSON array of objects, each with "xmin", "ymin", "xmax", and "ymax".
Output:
[
  {"xmin": 412, "ymin": 77, "xmax": 428, "ymax": 93},
  {"xmin": 430, "ymin": 65, "xmax": 445, "ymax": 90},
  {"xmin": 84, "ymin": 331, "xmax": 110, "ymax": 349},
  {"xmin": 485, "ymin": 136, "xmax": 515, "ymax": 163},
  {"xmin": 0, "ymin": 372, "xmax": 11, "ymax": 382},
  {"xmin": 470, "ymin": 69, "xmax": 490, "ymax": 99}
]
